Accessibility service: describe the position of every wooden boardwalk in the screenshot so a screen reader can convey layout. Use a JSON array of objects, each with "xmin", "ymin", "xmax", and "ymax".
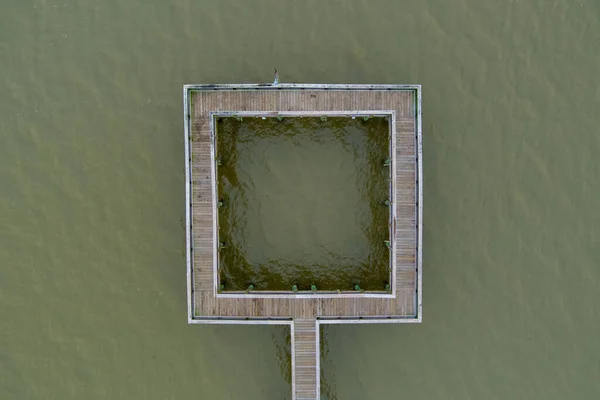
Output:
[
  {"xmin": 183, "ymin": 84, "xmax": 423, "ymax": 399},
  {"xmin": 292, "ymin": 319, "xmax": 319, "ymax": 399}
]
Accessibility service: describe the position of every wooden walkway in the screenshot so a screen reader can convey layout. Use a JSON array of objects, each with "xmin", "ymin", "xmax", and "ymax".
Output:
[
  {"xmin": 292, "ymin": 319, "xmax": 319, "ymax": 400},
  {"xmin": 183, "ymin": 84, "xmax": 423, "ymax": 399}
]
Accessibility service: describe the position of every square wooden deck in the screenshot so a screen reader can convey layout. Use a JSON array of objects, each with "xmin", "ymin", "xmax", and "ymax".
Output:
[{"xmin": 183, "ymin": 83, "xmax": 422, "ymax": 400}]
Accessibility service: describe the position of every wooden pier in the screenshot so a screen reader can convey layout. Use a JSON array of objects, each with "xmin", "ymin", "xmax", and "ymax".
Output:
[
  {"xmin": 292, "ymin": 319, "xmax": 319, "ymax": 399},
  {"xmin": 184, "ymin": 84, "xmax": 422, "ymax": 399}
]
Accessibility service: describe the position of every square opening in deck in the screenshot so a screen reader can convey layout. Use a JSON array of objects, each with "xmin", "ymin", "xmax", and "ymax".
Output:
[{"xmin": 213, "ymin": 112, "xmax": 394, "ymax": 293}]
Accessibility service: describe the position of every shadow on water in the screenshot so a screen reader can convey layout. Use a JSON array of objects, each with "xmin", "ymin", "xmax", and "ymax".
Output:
[{"xmin": 273, "ymin": 325, "xmax": 292, "ymax": 386}]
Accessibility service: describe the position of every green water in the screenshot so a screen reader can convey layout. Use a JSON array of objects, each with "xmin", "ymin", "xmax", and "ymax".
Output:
[
  {"xmin": 216, "ymin": 116, "xmax": 390, "ymax": 291},
  {"xmin": 2, "ymin": 0, "xmax": 600, "ymax": 398}
]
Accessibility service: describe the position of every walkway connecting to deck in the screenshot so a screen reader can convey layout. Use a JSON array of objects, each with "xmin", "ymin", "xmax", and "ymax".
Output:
[{"xmin": 184, "ymin": 84, "xmax": 422, "ymax": 400}]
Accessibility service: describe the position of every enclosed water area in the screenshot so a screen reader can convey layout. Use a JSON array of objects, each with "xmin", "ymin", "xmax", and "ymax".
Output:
[{"xmin": 215, "ymin": 115, "xmax": 392, "ymax": 292}]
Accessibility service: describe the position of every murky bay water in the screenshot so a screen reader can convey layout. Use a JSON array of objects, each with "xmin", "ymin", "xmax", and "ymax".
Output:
[{"xmin": 2, "ymin": 0, "xmax": 600, "ymax": 399}]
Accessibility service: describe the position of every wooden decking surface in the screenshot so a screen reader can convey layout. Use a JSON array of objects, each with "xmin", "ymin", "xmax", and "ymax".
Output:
[
  {"xmin": 189, "ymin": 87, "xmax": 418, "ymax": 320},
  {"xmin": 187, "ymin": 85, "xmax": 421, "ymax": 400},
  {"xmin": 292, "ymin": 319, "xmax": 319, "ymax": 399}
]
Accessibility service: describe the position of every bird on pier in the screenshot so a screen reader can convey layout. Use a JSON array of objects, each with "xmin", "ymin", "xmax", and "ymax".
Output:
[{"xmin": 273, "ymin": 68, "xmax": 279, "ymax": 85}]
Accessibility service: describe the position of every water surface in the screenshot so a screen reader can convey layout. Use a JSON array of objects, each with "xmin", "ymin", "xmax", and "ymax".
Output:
[
  {"xmin": 1, "ymin": 0, "xmax": 600, "ymax": 399},
  {"xmin": 217, "ymin": 116, "xmax": 390, "ymax": 291}
]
